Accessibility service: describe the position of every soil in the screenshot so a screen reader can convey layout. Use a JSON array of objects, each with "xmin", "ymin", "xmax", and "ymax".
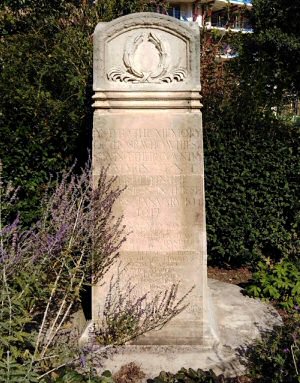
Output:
[{"xmin": 207, "ymin": 266, "xmax": 253, "ymax": 288}]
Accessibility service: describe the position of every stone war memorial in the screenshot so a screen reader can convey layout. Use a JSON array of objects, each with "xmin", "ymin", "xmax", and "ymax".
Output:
[{"xmin": 89, "ymin": 12, "xmax": 281, "ymax": 377}]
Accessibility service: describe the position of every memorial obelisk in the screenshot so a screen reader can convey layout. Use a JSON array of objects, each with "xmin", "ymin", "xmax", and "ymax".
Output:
[{"xmin": 92, "ymin": 12, "xmax": 215, "ymax": 349}]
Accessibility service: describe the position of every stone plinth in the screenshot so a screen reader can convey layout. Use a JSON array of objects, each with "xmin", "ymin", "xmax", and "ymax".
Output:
[
  {"xmin": 92, "ymin": 13, "xmax": 214, "ymax": 346},
  {"xmin": 91, "ymin": 279, "xmax": 282, "ymax": 378}
]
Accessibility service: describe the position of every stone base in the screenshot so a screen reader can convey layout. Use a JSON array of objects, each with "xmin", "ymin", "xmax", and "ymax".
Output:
[
  {"xmin": 80, "ymin": 279, "xmax": 282, "ymax": 378},
  {"xmin": 95, "ymin": 344, "xmax": 244, "ymax": 378}
]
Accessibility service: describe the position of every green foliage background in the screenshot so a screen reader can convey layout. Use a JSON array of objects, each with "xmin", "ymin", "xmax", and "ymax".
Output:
[
  {"xmin": 0, "ymin": 1, "xmax": 95, "ymax": 224},
  {"xmin": 204, "ymin": 117, "xmax": 299, "ymax": 267},
  {"xmin": 202, "ymin": 0, "xmax": 300, "ymax": 267},
  {"xmin": 1, "ymin": 0, "xmax": 299, "ymax": 266}
]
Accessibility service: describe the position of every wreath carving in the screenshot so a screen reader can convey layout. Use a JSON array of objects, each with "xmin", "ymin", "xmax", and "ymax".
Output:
[{"xmin": 107, "ymin": 32, "xmax": 187, "ymax": 84}]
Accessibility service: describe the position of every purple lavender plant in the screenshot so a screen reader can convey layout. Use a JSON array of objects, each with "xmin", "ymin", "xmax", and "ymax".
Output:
[
  {"xmin": 0, "ymin": 161, "xmax": 127, "ymax": 376},
  {"xmin": 94, "ymin": 265, "xmax": 193, "ymax": 347},
  {"xmin": 0, "ymin": 160, "xmax": 191, "ymax": 380}
]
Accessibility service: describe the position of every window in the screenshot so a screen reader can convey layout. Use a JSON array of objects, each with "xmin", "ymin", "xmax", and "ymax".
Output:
[{"xmin": 167, "ymin": 5, "xmax": 181, "ymax": 20}]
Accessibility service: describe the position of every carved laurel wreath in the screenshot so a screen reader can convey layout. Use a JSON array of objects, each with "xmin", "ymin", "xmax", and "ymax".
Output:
[{"xmin": 107, "ymin": 32, "xmax": 187, "ymax": 84}]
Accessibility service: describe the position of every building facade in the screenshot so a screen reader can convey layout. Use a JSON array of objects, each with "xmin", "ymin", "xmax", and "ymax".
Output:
[{"xmin": 167, "ymin": 0, "xmax": 252, "ymax": 32}]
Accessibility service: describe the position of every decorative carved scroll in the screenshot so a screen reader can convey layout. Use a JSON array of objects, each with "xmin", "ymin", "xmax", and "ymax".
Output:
[{"xmin": 107, "ymin": 32, "xmax": 187, "ymax": 84}]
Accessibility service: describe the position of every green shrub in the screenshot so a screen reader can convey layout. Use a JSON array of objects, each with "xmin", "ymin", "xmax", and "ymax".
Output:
[
  {"xmin": 204, "ymin": 120, "xmax": 300, "ymax": 267},
  {"xmin": 0, "ymin": 2, "xmax": 95, "ymax": 225},
  {"xmin": 55, "ymin": 368, "xmax": 113, "ymax": 382},
  {"xmin": 0, "ymin": 356, "xmax": 42, "ymax": 383},
  {"xmin": 148, "ymin": 368, "xmax": 221, "ymax": 383},
  {"xmin": 244, "ymin": 311, "xmax": 300, "ymax": 383},
  {"xmin": 201, "ymin": 14, "xmax": 300, "ymax": 268},
  {"xmin": 246, "ymin": 256, "xmax": 300, "ymax": 309}
]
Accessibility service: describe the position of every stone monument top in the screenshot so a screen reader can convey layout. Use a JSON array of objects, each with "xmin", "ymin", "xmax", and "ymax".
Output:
[{"xmin": 93, "ymin": 12, "xmax": 200, "ymax": 94}]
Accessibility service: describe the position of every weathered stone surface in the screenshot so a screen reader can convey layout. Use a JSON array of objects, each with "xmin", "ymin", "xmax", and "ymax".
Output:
[
  {"xmin": 91, "ymin": 279, "xmax": 282, "ymax": 378},
  {"xmin": 93, "ymin": 13, "xmax": 200, "ymax": 92},
  {"xmin": 92, "ymin": 13, "xmax": 212, "ymax": 346}
]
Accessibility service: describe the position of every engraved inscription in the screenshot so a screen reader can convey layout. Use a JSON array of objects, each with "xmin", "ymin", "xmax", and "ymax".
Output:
[
  {"xmin": 93, "ymin": 117, "xmax": 202, "ymax": 175},
  {"xmin": 122, "ymin": 251, "xmax": 202, "ymax": 295}
]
